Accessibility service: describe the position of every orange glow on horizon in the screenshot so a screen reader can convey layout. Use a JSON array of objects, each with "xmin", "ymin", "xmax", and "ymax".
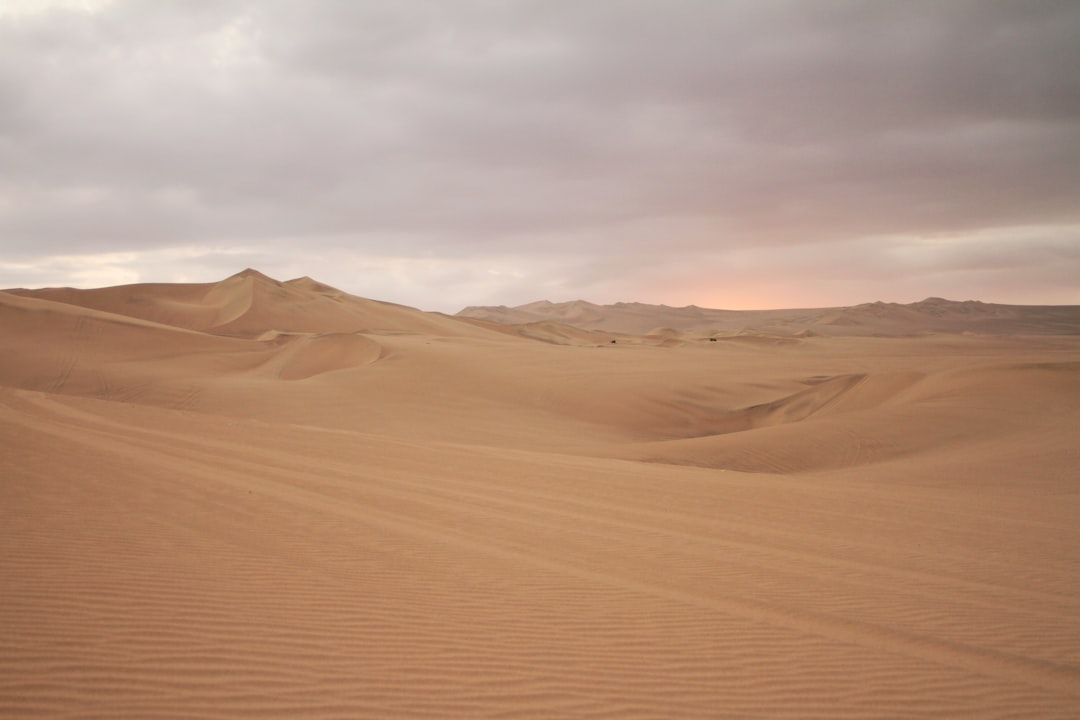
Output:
[{"xmin": 648, "ymin": 278, "xmax": 837, "ymax": 311}]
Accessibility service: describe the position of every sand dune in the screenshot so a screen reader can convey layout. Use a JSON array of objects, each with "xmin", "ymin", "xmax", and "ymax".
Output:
[
  {"xmin": 11, "ymin": 268, "xmax": 488, "ymax": 339},
  {"xmin": 611, "ymin": 361, "xmax": 1080, "ymax": 476},
  {"xmin": 3, "ymin": 272, "xmax": 1080, "ymax": 718},
  {"xmin": 272, "ymin": 332, "xmax": 385, "ymax": 381}
]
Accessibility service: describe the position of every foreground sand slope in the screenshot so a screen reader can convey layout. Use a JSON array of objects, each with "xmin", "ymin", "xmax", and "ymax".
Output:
[
  {"xmin": 2, "ymin": 272, "xmax": 1080, "ymax": 718},
  {"xmin": 3, "ymin": 389, "xmax": 1079, "ymax": 719}
]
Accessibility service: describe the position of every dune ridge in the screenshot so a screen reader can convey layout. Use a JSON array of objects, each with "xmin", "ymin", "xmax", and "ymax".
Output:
[{"xmin": 3, "ymin": 271, "xmax": 1080, "ymax": 718}]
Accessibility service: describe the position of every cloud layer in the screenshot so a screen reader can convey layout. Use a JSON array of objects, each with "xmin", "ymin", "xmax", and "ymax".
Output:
[{"xmin": 2, "ymin": 0, "xmax": 1078, "ymax": 310}]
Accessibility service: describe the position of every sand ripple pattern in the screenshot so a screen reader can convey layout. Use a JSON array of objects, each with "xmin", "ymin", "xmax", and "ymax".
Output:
[{"xmin": 3, "ymin": 389, "xmax": 1080, "ymax": 719}]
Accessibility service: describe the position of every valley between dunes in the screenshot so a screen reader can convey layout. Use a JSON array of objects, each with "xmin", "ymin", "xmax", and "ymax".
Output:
[{"xmin": 3, "ymin": 269, "xmax": 1080, "ymax": 718}]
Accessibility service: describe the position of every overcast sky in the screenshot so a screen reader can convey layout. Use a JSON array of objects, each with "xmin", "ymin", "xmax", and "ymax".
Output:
[{"xmin": 1, "ymin": 0, "xmax": 1078, "ymax": 311}]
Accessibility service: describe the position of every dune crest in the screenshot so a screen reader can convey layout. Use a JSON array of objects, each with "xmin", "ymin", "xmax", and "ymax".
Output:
[{"xmin": 202, "ymin": 269, "xmax": 259, "ymax": 327}]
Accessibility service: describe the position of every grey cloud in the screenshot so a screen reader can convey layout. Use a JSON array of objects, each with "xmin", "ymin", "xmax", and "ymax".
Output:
[{"xmin": 1, "ymin": 0, "xmax": 1078, "ymax": 307}]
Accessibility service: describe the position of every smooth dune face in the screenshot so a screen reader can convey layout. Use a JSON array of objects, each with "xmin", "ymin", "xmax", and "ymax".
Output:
[{"xmin": 3, "ymin": 271, "xmax": 1080, "ymax": 718}]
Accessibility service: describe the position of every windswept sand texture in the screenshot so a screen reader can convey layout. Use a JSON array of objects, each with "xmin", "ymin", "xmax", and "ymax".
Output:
[{"xmin": 3, "ymin": 270, "xmax": 1080, "ymax": 718}]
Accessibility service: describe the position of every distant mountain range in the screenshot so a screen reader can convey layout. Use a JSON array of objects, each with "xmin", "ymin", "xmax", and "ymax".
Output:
[{"xmin": 458, "ymin": 297, "xmax": 1080, "ymax": 337}]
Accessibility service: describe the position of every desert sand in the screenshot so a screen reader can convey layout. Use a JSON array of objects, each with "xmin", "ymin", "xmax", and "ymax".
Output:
[{"xmin": 3, "ymin": 268, "xmax": 1079, "ymax": 718}]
